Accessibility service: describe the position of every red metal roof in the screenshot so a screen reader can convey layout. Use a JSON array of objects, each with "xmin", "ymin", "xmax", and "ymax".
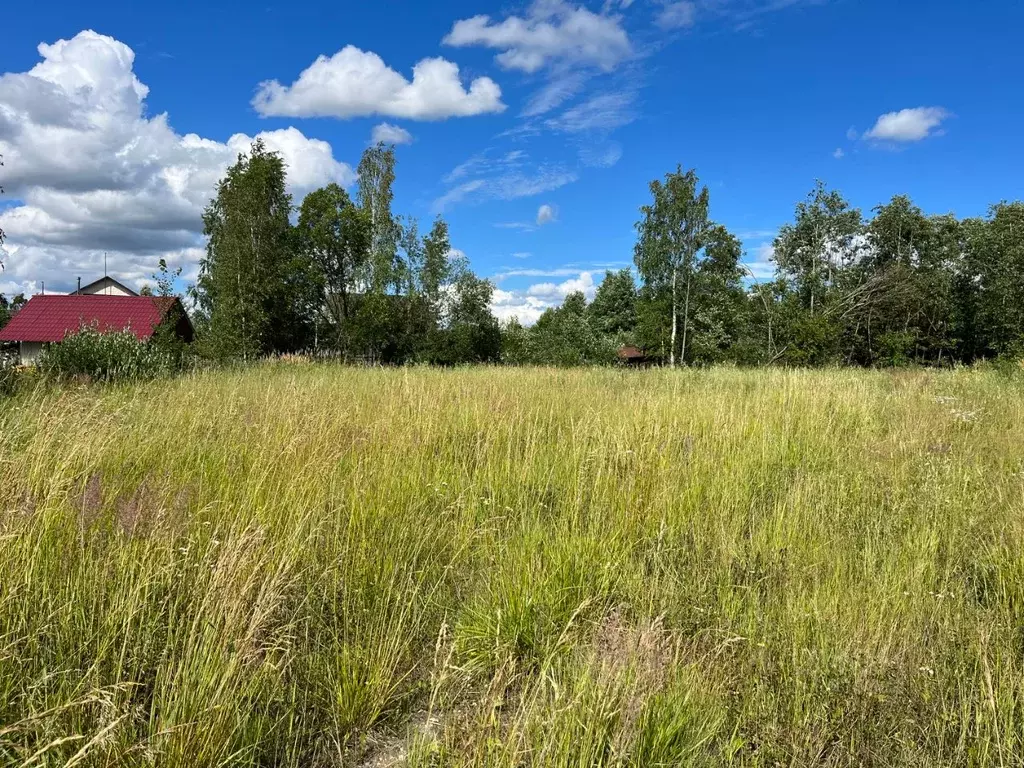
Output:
[{"xmin": 0, "ymin": 295, "xmax": 180, "ymax": 343}]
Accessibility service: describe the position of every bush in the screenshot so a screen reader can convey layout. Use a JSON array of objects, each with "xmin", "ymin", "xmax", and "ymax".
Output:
[{"xmin": 39, "ymin": 325, "xmax": 175, "ymax": 383}]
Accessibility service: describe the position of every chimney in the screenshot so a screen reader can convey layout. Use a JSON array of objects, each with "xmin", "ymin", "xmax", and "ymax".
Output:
[
  {"xmin": 77, "ymin": 276, "xmax": 82, "ymax": 294},
  {"xmin": 41, "ymin": 282, "xmax": 45, "ymax": 296}
]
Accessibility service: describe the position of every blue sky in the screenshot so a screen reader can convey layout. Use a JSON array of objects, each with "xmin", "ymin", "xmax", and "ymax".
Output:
[{"xmin": 2, "ymin": 0, "xmax": 1022, "ymax": 321}]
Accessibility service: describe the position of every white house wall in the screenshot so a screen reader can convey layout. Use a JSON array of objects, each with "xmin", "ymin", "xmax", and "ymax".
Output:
[
  {"xmin": 80, "ymin": 278, "xmax": 135, "ymax": 296},
  {"xmin": 19, "ymin": 342, "xmax": 45, "ymax": 365}
]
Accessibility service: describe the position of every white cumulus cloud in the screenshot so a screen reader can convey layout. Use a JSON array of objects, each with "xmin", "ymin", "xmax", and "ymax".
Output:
[
  {"xmin": 252, "ymin": 45, "xmax": 505, "ymax": 120},
  {"xmin": 864, "ymin": 107, "xmax": 950, "ymax": 143},
  {"xmin": 444, "ymin": 0, "xmax": 632, "ymax": 73},
  {"xmin": 370, "ymin": 122, "xmax": 413, "ymax": 145},
  {"xmin": 0, "ymin": 30, "xmax": 353, "ymax": 296},
  {"xmin": 491, "ymin": 270, "xmax": 597, "ymax": 324},
  {"xmin": 536, "ymin": 204, "xmax": 557, "ymax": 225}
]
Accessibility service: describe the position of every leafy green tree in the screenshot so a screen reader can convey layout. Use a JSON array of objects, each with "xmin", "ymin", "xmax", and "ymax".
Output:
[
  {"xmin": 357, "ymin": 143, "xmax": 402, "ymax": 294},
  {"xmin": 430, "ymin": 272, "xmax": 501, "ymax": 364},
  {"xmin": 588, "ymin": 269, "xmax": 637, "ymax": 338},
  {"xmin": 687, "ymin": 225, "xmax": 748, "ymax": 363},
  {"xmin": 773, "ymin": 181, "xmax": 863, "ymax": 315},
  {"xmin": 0, "ymin": 293, "xmax": 25, "ymax": 332},
  {"xmin": 962, "ymin": 202, "xmax": 1024, "ymax": 358},
  {"xmin": 348, "ymin": 144, "xmax": 407, "ymax": 360},
  {"xmin": 499, "ymin": 318, "xmax": 531, "ymax": 365},
  {"xmin": 634, "ymin": 167, "xmax": 711, "ymax": 367},
  {"xmin": 420, "ymin": 217, "xmax": 453, "ymax": 323},
  {"xmin": 843, "ymin": 197, "xmax": 960, "ymax": 365},
  {"xmin": 296, "ymin": 183, "xmax": 370, "ymax": 353},
  {"xmin": 528, "ymin": 292, "xmax": 615, "ymax": 366},
  {"xmin": 408, "ymin": 217, "xmax": 456, "ymax": 360},
  {"xmin": 194, "ymin": 139, "xmax": 298, "ymax": 361}
]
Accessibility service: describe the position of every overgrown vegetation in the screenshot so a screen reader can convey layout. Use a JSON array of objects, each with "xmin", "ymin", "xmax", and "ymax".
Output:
[
  {"xmin": 38, "ymin": 325, "xmax": 175, "ymax": 382},
  {"xmin": 2, "ymin": 364, "xmax": 1024, "ymax": 765}
]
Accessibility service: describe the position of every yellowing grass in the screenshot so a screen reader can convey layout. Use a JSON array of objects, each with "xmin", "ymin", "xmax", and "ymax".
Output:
[{"xmin": 1, "ymin": 365, "xmax": 1023, "ymax": 766}]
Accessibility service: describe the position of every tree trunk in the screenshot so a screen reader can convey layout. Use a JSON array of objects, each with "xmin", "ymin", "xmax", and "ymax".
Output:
[
  {"xmin": 670, "ymin": 268, "xmax": 678, "ymax": 368},
  {"xmin": 680, "ymin": 269, "xmax": 692, "ymax": 367}
]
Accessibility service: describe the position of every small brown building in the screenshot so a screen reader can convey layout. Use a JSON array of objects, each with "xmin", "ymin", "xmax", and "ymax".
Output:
[{"xmin": 617, "ymin": 346, "xmax": 651, "ymax": 366}]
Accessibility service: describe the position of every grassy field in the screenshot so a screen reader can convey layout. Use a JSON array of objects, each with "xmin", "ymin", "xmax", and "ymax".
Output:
[{"xmin": 1, "ymin": 364, "xmax": 1023, "ymax": 767}]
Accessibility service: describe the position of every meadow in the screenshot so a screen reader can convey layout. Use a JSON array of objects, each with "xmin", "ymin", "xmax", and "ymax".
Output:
[{"xmin": 1, "ymin": 364, "xmax": 1023, "ymax": 767}]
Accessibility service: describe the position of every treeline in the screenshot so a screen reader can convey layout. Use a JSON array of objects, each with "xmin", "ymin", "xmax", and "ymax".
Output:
[
  {"xmin": 191, "ymin": 144, "xmax": 1024, "ymax": 368},
  {"xmin": 503, "ymin": 173, "xmax": 1024, "ymax": 368},
  {"xmin": 191, "ymin": 140, "xmax": 499, "ymax": 365}
]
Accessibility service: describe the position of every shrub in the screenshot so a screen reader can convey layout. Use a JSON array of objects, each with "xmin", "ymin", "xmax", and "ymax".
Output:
[{"xmin": 39, "ymin": 325, "xmax": 174, "ymax": 382}]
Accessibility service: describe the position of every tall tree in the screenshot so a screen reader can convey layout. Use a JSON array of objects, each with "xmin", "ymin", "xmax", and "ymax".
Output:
[
  {"xmin": 687, "ymin": 225, "xmax": 748, "ymax": 363},
  {"xmin": 848, "ymin": 196, "xmax": 957, "ymax": 365},
  {"xmin": 634, "ymin": 167, "xmax": 711, "ymax": 367},
  {"xmin": 437, "ymin": 272, "xmax": 501, "ymax": 364},
  {"xmin": 773, "ymin": 181, "xmax": 863, "ymax": 315},
  {"xmin": 194, "ymin": 139, "xmax": 295, "ymax": 360},
  {"xmin": 420, "ymin": 217, "xmax": 453, "ymax": 321},
  {"xmin": 411, "ymin": 217, "xmax": 456, "ymax": 359},
  {"xmin": 357, "ymin": 143, "xmax": 401, "ymax": 293},
  {"xmin": 963, "ymin": 202, "xmax": 1024, "ymax": 358},
  {"xmin": 588, "ymin": 269, "xmax": 637, "ymax": 338},
  {"xmin": 296, "ymin": 183, "xmax": 370, "ymax": 352}
]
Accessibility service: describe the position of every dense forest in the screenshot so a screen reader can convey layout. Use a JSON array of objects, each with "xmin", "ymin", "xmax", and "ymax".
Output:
[{"xmin": 3, "ymin": 142, "xmax": 1023, "ymax": 368}]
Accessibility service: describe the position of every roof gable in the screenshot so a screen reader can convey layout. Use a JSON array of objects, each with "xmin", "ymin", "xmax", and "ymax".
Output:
[
  {"xmin": 0, "ymin": 295, "xmax": 183, "ymax": 343},
  {"xmin": 73, "ymin": 276, "xmax": 139, "ymax": 296}
]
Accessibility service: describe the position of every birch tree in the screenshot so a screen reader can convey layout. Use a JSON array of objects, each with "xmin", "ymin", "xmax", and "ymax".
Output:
[
  {"xmin": 634, "ymin": 167, "xmax": 711, "ymax": 367},
  {"xmin": 773, "ymin": 181, "xmax": 862, "ymax": 314}
]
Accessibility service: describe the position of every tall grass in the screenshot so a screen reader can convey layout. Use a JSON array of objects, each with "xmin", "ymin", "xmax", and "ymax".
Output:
[{"xmin": 1, "ymin": 364, "xmax": 1023, "ymax": 766}]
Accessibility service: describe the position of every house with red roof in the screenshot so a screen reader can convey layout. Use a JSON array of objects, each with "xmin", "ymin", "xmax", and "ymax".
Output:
[{"xmin": 0, "ymin": 278, "xmax": 193, "ymax": 364}]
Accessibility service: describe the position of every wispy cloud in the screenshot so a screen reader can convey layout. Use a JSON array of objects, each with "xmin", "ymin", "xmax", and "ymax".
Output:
[
  {"xmin": 494, "ymin": 267, "xmax": 586, "ymax": 280},
  {"xmin": 657, "ymin": 1, "xmax": 697, "ymax": 29},
  {"xmin": 434, "ymin": 150, "xmax": 577, "ymax": 212},
  {"xmin": 546, "ymin": 91, "xmax": 637, "ymax": 133},
  {"xmin": 578, "ymin": 142, "xmax": 623, "ymax": 167},
  {"xmin": 735, "ymin": 229, "xmax": 778, "ymax": 241},
  {"xmin": 521, "ymin": 72, "xmax": 589, "ymax": 117},
  {"xmin": 434, "ymin": 180, "xmax": 487, "ymax": 211}
]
